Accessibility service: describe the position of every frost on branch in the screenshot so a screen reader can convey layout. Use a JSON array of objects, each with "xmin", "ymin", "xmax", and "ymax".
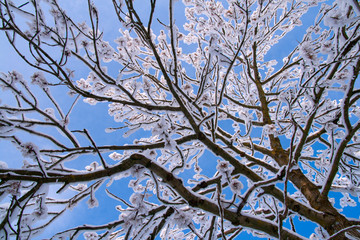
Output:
[
  {"xmin": 83, "ymin": 232, "xmax": 99, "ymax": 240},
  {"xmin": 1, "ymin": 0, "xmax": 360, "ymax": 239},
  {"xmin": 19, "ymin": 142, "xmax": 39, "ymax": 159}
]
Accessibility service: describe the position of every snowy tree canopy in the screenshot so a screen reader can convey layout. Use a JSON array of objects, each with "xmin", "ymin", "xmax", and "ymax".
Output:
[{"xmin": 0, "ymin": 0, "xmax": 360, "ymax": 239}]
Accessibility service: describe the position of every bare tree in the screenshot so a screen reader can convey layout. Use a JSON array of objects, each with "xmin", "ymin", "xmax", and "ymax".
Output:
[{"xmin": 1, "ymin": 0, "xmax": 360, "ymax": 239}]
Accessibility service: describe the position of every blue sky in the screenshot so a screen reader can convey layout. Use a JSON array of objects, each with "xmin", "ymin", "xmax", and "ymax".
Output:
[
  {"xmin": 0, "ymin": 1, "xmax": 187, "ymax": 238},
  {"xmin": 1, "ymin": 0, "xmax": 360, "ymax": 239}
]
